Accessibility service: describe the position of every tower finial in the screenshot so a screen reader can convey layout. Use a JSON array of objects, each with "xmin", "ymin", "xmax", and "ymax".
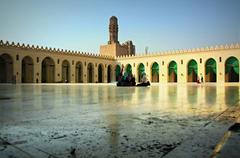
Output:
[{"xmin": 108, "ymin": 16, "xmax": 119, "ymax": 44}]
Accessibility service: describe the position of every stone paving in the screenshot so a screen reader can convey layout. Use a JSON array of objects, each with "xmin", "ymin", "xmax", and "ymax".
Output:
[{"xmin": 0, "ymin": 83, "xmax": 239, "ymax": 158}]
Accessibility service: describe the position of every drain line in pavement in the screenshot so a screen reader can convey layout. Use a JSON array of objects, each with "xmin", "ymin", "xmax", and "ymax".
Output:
[
  {"xmin": 34, "ymin": 147, "xmax": 59, "ymax": 158},
  {"xmin": 0, "ymin": 137, "xmax": 34, "ymax": 158}
]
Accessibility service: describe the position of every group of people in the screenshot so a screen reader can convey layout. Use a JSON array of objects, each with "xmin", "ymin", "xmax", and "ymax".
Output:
[
  {"xmin": 117, "ymin": 64, "xmax": 150, "ymax": 86},
  {"xmin": 118, "ymin": 65, "xmax": 136, "ymax": 85}
]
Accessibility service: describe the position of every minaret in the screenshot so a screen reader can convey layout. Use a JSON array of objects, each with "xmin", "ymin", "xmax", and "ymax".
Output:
[
  {"xmin": 100, "ymin": 16, "xmax": 135, "ymax": 57},
  {"xmin": 108, "ymin": 16, "xmax": 119, "ymax": 44}
]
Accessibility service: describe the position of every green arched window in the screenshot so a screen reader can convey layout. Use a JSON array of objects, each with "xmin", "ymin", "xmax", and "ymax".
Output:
[
  {"xmin": 188, "ymin": 60, "xmax": 198, "ymax": 75},
  {"xmin": 152, "ymin": 62, "xmax": 159, "ymax": 74},
  {"xmin": 205, "ymin": 58, "xmax": 216, "ymax": 74},
  {"xmin": 115, "ymin": 65, "xmax": 121, "ymax": 77},
  {"xmin": 225, "ymin": 57, "xmax": 239, "ymax": 75},
  {"xmin": 168, "ymin": 61, "xmax": 177, "ymax": 75},
  {"xmin": 126, "ymin": 64, "xmax": 132, "ymax": 75},
  {"xmin": 138, "ymin": 63, "xmax": 145, "ymax": 75}
]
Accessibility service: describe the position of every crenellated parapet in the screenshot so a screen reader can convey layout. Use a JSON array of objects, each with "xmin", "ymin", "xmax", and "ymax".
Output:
[
  {"xmin": 1, "ymin": 40, "xmax": 239, "ymax": 61},
  {"xmin": 0, "ymin": 40, "xmax": 115, "ymax": 60},
  {"xmin": 116, "ymin": 43, "xmax": 240, "ymax": 59}
]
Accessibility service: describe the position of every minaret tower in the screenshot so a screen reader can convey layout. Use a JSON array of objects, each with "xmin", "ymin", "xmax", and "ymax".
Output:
[
  {"xmin": 108, "ymin": 16, "xmax": 119, "ymax": 44},
  {"xmin": 100, "ymin": 16, "xmax": 135, "ymax": 57}
]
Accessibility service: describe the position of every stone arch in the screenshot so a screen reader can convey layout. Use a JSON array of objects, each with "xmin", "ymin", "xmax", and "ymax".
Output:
[
  {"xmin": 115, "ymin": 64, "xmax": 121, "ymax": 81},
  {"xmin": 125, "ymin": 64, "xmax": 132, "ymax": 75},
  {"xmin": 187, "ymin": 59, "xmax": 198, "ymax": 82},
  {"xmin": 75, "ymin": 61, "xmax": 83, "ymax": 83},
  {"xmin": 225, "ymin": 56, "xmax": 239, "ymax": 82},
  {"xmin": 168, "ymin": 61, "xmax": 177, "ymax": 82},
  {"xmin": 42, "ymin": 57, "xmax": 55, "ymax": 83},
  {"xmin": 107, "ymin": 65, "xmax": 112, "ymax": 83},
  {"xmin": 151, "ymin": 62, "xmax": 159, "ymax": 82},
  {"xmin": 0, "ymin": 54, "xmax": 13, "ymax": 83},
  {"xmin": 62, "ymin": 60, "xmax": 70, "ymax": 83},
  {"xmin": 120, "ymin": 64, "xmax": 133, "ymax": 81},
  {"xmin": 87, "ymin": 63, "xmax": 94, "ymax": 83},
  {"xmin": 137, "ymin": 63, "xmax": 145, "ymax": 82},
  {"xmin": 205, "ymin": 58, "xmax": 217, "ymax": 82},
  {"xmin": 98, "ymin": 64, "xmax": 104, "ymax": 83},
  {"xmin": 22, "ymin": 56, "xmax": 34, "ymax": 83}
]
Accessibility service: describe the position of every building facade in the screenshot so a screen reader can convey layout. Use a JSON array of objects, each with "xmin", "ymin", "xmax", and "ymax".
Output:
[
  {"xmin": 117, "ymin": 45, "xmax": 240, "ymax": 83},
  {"xmin": 100, "ymin": 16, "xmax": 135, "ymax": 57},
  {"xmin": 0, "ymin": 16, "xmax": 239, "ymax": 84}
]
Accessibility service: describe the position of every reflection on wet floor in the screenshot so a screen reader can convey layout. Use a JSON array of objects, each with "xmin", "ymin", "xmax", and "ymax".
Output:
[
  {"xmin": 0, "ymin": 84, "xmax": 239, "ymax": 157},
  {"xmin": 0, "ymin": 84, "xmax": 239, "ymax": 128},
  {"xmin": 225, "ymin": 86, "xmax": 239, "ymax": 106},
  {"xmin": 1, "ymin": 84, "xmax": 239, "ymax": 111},
  {"xmin": 205, "ymin": 86, "xmax": 216, "ymax": 105}
]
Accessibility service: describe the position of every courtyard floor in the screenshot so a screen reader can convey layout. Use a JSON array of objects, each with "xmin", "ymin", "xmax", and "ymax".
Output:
[{"xmin": 0, "ymin": 83, "xmax": 239, "ymax": 158}]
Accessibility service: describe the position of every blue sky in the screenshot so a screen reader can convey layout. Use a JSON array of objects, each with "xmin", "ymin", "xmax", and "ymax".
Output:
[{"xmin": 0, "ymin": 0, "xmax": 239, "ymax": 54}]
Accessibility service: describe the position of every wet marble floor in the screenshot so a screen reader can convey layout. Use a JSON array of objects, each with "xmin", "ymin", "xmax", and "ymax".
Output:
[{"xmin": 0, "ymin": 83, "xmax": 239, "ymax": 158}]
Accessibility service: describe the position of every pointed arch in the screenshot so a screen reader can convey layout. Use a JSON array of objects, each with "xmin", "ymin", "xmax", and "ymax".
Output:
[
  {"xmin": 62, "ymin": 60, "xmax": 70, "ymax": 83},
  {"xmin": 22, "ymin": 56, "xmax": 34, "ymax": 83},
  {"xmin": 107, "ymin": 65, "xmax": 112, "ymax": 83},
  {"xmin": 42, "ymin": 57, "xmax": 55, "ymax": 83},
  {"xmin": 98, "ymin": 64, "xmax": 104, "ymax": 83},
  {"xmin": 168, "ymin": 61, "xmax": 177, "ymax": 82},
  {"xmin": 205, "ymin": 58, "xmax": 216, "ymax": 82},
  {"xmin": 137, "ymin": 63, "xmax": 145, "ymax": 82},
  {"xmin": 75, "ymin": 61, "xmax": 83, "ymax": 83},
  {"xmin": 87, "ymin": 63, "xmax": 94, "ymax": 83},
  {"xmin": 0, "ymin": 54, "xmax": 13, "ymax": 83},
  {"xmin": 225, "ymin": 56, "xmax": 239, "ymax": 82},
  {"xmin": 115, "ymin": 65, "xmax": 121, "ymax": 81},
  {"xmin": 151, "ymin": 62, "xmax": 159, "ymax": 82},
  {"xmin": 187, "ymin": 59, "xmax": 198, "ymax": 82},
  {"xmin": 125, "ymin": 64, "xmax": 132, "ymax": 75}
]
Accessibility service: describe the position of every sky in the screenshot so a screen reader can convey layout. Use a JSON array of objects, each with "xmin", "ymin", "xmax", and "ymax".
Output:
[{"xmin": 0, "ymin": 0, "xmax": 239, "ymax": 54}]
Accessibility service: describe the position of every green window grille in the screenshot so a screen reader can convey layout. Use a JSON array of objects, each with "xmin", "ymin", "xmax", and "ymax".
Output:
[
  {"xmin": 168, "ymin": 61, "xmax": 177, "ymax": 75},
  {"xmin": 188, "ymin": 60, "xmax": 198, "ymax": 75},
  {"xmin": 225, "ymin": 57, "xmax": 239, "ymax": 75}
]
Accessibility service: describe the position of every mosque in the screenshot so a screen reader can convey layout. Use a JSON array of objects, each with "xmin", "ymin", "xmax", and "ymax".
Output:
[{"xmin": 0, "ymin": 16, "xmax": 239, "ymax": 84}]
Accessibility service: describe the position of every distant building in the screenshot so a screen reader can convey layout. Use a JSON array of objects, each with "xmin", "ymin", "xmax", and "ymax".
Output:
[{"xmin": 100, "ymin": 16, "xmax": 135, "ymax": 57}]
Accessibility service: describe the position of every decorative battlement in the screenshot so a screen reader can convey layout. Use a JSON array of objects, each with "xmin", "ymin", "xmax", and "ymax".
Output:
[
  {"xmin": 0, "ymin": 40, "xmax": 115, "ymax": 60},
  {"xmin": 1, "ymin": 40, "xmax": 239, "ymax": 60},
  {"xmin": 117, "ymin": 43, "xmax": 240, "ymax": 59}
]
